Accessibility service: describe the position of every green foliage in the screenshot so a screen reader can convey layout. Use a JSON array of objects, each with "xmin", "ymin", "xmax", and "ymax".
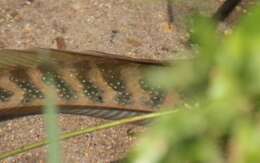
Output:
[
  {"xmin": 129, "ymin": 5, "xmax": 260, "ymax": 163},
  {"xmin": 44, "ymin": 91, "xmax": 61, "ymax": 163}
]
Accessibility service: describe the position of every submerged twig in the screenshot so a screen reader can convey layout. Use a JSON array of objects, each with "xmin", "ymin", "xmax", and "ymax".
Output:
[
  {"xmin": 166, "ymin": 0, "xmax": 174, "ymax": 25},
  {"xmin": 213, "ymin": 0, "xmax": 242, "ymax": 21}
]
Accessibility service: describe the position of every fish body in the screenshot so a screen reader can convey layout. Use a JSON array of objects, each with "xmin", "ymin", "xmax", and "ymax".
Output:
[{"xmin": 0, "ymin": 48, "xmax": 177, "ymax": 120}]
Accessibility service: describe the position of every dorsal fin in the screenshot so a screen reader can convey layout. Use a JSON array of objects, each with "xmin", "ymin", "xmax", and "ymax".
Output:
[{"xmin": 0, "ymin": 48, "xmax": 167, "ymax": 72}]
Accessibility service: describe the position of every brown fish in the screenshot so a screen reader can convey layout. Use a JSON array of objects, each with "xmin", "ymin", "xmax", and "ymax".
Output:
[{"xmin": 0, "ymin": 48, "xmax": 178, "ymax": 120}]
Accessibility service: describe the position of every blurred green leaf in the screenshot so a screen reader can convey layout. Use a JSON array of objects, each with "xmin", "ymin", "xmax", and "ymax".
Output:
[
  {"xmin": 44, "ymin": 91, "xmax": 61, "ymax": 163},
  {"xmin": 129, "ymin": 4, "xmax": 260, "ymax": 163}
]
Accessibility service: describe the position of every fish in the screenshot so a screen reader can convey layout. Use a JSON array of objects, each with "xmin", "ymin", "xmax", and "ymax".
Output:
[{"xmin": 0, "ymin": 48, "xmax": 179, "ymax": 120}]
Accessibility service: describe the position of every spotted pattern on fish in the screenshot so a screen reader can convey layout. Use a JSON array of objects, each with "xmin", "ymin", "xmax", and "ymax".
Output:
[
  {"xmin": 139, "ymin": 79, "xmax": 166, "ymax": 108},
  {"xmin": 0, "ymin": 48, "xmax": 178, "ymax": 120},
  {"xmin": 98, "ymin": 64, "xmax": 132, "ymax": 105},
  {"xmin": 40, "ymin": 68, "xmax": 77, "ymax": 100},
  {"xmin": 9, "ymin": 69, "xmax": 44, "ymax": 103},
  {"xmin": 74, "ymin": 62, "xmax": 103, "ymax": 103},
  {"xmin": 0, "ymin": 87, "xmax": 13, "ymax": 102}
]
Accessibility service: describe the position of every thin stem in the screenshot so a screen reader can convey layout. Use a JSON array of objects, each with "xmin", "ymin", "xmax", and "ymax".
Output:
[{"xmin": 0, "ymin": 110, "xmax": 176, "ymax": 160}]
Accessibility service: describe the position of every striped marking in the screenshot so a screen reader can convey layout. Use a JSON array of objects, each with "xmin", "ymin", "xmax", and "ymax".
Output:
[
  {"xmin": 0, "ymin": 87, "xmax": 13, "ymax": 102},
  {"xmin": 40, "ymin": 67, "xmax": 77, "ymax": 100},
  {"xmin": 98, "ymin": 64, "xmax": 132, "ymax": 105},
  {"xmin": 74, "ymin": 62, "xmax": 103, "ymax": 103},
  {"xmin": 9, "ymin": 69, "xmax": 44, "ymax": 103},
  {"xmin": 61, "ymin": 108, "xmax": 142, "ymax": 120},
  {"xmin": 139, "ymin": 79, "xmax": 166, "ymax": 108}
]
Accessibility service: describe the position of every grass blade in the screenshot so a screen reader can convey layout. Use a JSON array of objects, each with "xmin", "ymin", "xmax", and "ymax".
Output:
[
  {"xmin": 44, "ymin": 92, "xmax": 61, "ymax": 163},
  {"xmin": 0, "ymin": 110, "xmax": 176, "ymax": 160}
]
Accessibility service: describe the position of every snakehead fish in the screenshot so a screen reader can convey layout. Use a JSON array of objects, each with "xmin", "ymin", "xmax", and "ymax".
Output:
[{"xmin": 0, "ymin": 48, "xmax": 178, "ymax": 120}]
